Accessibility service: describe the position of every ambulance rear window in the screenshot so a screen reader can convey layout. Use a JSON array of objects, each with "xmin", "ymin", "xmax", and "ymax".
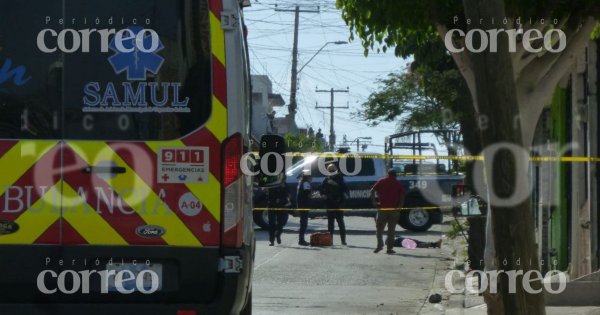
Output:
[{"xmin": 0, "ymin": 0, "xmax": 212, "ymax": 141}]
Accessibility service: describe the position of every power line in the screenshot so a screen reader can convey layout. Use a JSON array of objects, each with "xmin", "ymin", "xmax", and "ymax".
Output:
[
  {"xmin": 298, "ymin": 86, "xmax": 316, "ymax": 127},
  {"xmin": 246, "ymin": 0, "xmax": 406, "ymax": 147},
  {"xmin": 316, "ymin": 87, "xmax": 349, "ymax": 150}
]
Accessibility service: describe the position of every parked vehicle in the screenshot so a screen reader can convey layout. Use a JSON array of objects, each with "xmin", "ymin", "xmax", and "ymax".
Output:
[
  {"xmin": 254, "ymin": 148, "xmax": 465, "ymax": 232},
  {"xmin": 0, "ymin": 1, "xmax": 259, "ymax": 314},
  {"xmin": 385, "ymin": 129, "xmax": 466, "ymax": 231}
]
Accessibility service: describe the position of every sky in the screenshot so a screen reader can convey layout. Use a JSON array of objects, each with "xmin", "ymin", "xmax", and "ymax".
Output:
[{"xmin": 245, "ymin": 0, "xmax": 410, "ymax": 154}]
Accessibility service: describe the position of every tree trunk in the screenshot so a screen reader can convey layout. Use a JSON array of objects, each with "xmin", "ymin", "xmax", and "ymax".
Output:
[
  {"xmin": 457, "ymin": 88, "xmax": 482, "ymax": 189},
  {"xmin": 462, "ymin": 0, "xmax": 545, "ymax": 314}
]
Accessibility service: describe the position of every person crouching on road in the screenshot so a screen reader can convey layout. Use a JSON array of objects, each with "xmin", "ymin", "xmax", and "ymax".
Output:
[
  {"xmin": 320, "ymin": 164, "xmax": 349, "ymax": 245},
  {"xmin": 296, "ymin": 170, "xmax": 313, "ymax": 246},
  {"xmin": 266, "ymin": 174, "xmax": 291, "ymax": 246},
  {"xmin": 370, "ymin": 168, "xmax": 404, "ymax": 254}
]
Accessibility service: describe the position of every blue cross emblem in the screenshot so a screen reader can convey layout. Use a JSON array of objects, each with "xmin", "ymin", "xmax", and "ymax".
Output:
[{"xmin": 107, "ymin": 27, "xmax": 165, "ymax": 81}]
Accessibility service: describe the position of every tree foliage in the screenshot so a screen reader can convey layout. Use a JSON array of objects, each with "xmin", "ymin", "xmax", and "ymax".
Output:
[
  {"xmin": 358, "ymin": 40, "xmax": 480, "ymax": 155},
  {"xmin": 337, "ymin": 0, "xmax": 457, "ymax": 57},
  {"xmin": 338, "ymin": 0, "xmax": 599, "ymax": 58},
  {"xmin": 360, "ymin": 68, "xmax": 459, "ymax": 129}
]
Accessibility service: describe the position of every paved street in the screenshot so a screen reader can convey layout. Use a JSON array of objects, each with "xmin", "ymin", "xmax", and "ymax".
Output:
[{"xmin": 253, "ymin": 215, "xmax": 445, "ymax": 315}]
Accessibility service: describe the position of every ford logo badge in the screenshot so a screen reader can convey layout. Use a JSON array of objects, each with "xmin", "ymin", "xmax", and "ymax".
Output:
[
  {"xmin": 136, "ymin": 225, "xmax": 166, "ymax": 238},
  {"xmin": 0, "ymin": 220, "xmax": 19, "ymax": 235}
]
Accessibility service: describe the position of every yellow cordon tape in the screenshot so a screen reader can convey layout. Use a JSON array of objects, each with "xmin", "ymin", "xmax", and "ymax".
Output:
[
  {"xmin": 253, "ymin": 206, "xmax": 444, "ymax": 212},
  {"xmin": 282, "ymin": 153, "xmax": 485, "ymax": 161},
  {"xmin": 252, "ymin": 152, "xmax": 600, "ymax": 163}
]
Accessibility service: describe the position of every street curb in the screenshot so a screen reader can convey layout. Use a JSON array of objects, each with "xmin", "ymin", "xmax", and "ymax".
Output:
[{"xmin": 419, "ymin": 216, "xmax": 470, "ymax": 315}]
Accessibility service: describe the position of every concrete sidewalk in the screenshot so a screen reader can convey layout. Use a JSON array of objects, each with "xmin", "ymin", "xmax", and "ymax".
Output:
[
  {"xmin": 447, "ymin": 276, "xmax": 600, "ymax": 314},
  {"xmin": 420, "ymin": 217, "xmax": 600, "ymax": 315},
  {"xmin": 447, "ymin": 297, "xmax": 600, "ymax": 315},
  {"xmin": 448, "ymin": 306, "xmax": 600, "ymax": 315}
]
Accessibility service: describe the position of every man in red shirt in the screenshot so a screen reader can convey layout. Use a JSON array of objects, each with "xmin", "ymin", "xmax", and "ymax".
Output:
[{"xmin": 370, "ymin": 168, "xmax": 405, "ymax": 254}]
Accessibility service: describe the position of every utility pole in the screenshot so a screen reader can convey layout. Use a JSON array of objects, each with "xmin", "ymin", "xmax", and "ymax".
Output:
[
  {"xmin": 316, "ymin": 87, "xmax": 349, "ymax": 151},
  {"xmin": 289, "ymin": 7, "xmax": 300, "ymax": 119},
  {"xmin": 275, "ymin": 5, "xmax": 319, "ymax": 122}
]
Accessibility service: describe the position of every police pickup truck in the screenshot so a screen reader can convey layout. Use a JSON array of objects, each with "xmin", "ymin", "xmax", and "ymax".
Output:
[{"xmin": 253, "ymin": 151, "xmax": 464, "ymax": 232}]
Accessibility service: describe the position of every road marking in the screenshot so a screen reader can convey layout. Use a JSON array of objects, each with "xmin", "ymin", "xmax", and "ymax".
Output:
[{"xmin": 254, "ymin": 247, "xmax": 289, "ymax": 271}]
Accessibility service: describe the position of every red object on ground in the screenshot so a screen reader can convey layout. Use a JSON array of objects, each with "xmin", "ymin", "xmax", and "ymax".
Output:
[{"xmin": 310, "ymin": 232, "xmax": 333, "ymax": 246}]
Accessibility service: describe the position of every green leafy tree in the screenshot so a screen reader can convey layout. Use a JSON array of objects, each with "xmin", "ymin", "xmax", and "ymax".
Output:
[
  {"xmin": 361, "ymin": 69, "xmax": 460, "ymax": 131},
  {"xmin": 360, "ymin": 40, "xmax": 482, "ymax": 184},
  {"xmin": 338, "ymin": 0, "xmax": 599, "ymax": 314}
]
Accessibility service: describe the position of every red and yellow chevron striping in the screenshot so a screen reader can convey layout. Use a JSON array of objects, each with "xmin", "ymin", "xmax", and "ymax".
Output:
[{"xmin": 0, "ymin": 1, "xmax": 229, "ymax": 247}]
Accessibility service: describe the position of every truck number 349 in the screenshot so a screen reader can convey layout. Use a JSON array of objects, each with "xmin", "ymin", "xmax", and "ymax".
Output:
[{"xmin": 408, "ymin": 181, "xmax": 428, "ymax": 190}]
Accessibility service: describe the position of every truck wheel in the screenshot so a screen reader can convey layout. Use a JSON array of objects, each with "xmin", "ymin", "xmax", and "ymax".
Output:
[
  {"xmin": 400, "ymin": 209, "xmax": 433, "ymax": 232},
  {"xmin": 253, "ymin": 211, "xmax": 289, "ymax": 230}
]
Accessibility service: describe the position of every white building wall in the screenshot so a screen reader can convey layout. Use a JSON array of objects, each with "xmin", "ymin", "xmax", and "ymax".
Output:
[{"xmin": 251, "ymin": 75, "xmax": 274, "ymax": 138}]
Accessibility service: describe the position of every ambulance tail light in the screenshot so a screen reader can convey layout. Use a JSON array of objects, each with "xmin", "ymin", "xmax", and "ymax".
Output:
[{"xmin": 222, "ymin": 133, "xmax": 243, "ymax": 248}]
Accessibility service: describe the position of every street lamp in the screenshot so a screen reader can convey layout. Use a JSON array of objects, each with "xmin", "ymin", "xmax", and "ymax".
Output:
[
  {"xmin": 297, "ymin": 41, "xmax": 348, "ymax": 74},
  {"xmin": 288, "ymin": 40, "xmax": 347, "ymax": 126}
]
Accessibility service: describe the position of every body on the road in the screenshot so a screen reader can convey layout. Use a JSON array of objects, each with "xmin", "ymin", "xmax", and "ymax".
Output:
[
  {"xmin": 320, "ymin": 164, "xmax": 349, "ymax": 245},
  {"xmin": 392, "ymin": 236, "xmax": 441, "ymax": 249},
  {"xmin": 371, "ymin": 168, "xmax": 405, "ymax": 254}
]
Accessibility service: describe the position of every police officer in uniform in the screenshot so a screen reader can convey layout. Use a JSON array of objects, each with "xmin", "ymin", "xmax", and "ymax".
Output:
[
  {"xmin": 320, "ymin": 164, "xmax": 349, "ymax": 245},
  {"xmin": 296, "ymin": 170, "xmax": 313, "ymax": 246},
  {"xmin": 266, "ymin": 175, "xmax": 290, "ymax": 246}
]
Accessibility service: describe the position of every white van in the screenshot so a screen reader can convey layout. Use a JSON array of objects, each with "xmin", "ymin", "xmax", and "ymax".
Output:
[{"xmin": 0, "ymin": 0, "xmax": 257, "ymax": 314}]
